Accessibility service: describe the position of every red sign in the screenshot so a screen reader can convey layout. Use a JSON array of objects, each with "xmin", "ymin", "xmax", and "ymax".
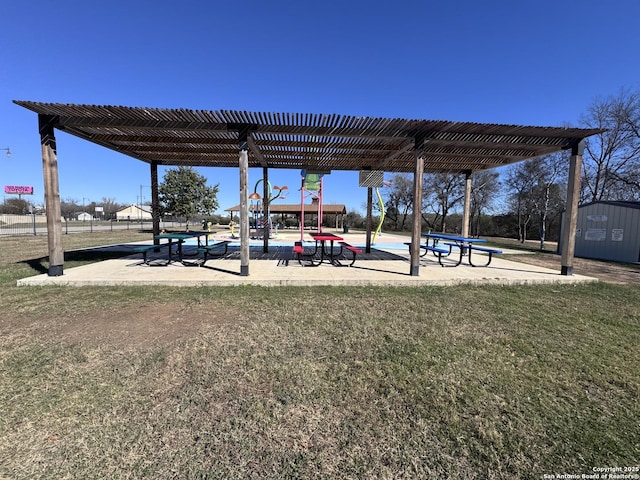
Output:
[{"xmin": 4, "ymin": 185, "xmax": 34, "ymax": 195}]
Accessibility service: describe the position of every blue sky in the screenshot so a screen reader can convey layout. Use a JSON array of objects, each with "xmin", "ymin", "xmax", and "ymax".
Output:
[{"xmin": 1, "ymin": 0, "xmax": 639, "ymax": 214}]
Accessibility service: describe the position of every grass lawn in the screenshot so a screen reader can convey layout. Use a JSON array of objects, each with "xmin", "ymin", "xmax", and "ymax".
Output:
[{"xmin": 0, "ymin": 232, "xmax": 638, "ymax": 478}]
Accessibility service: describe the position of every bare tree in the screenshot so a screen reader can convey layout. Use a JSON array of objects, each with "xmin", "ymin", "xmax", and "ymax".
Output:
[
  {"xmin": 100, "ymin": 197, "xmax": 122, "ymax": 220},
  {"xmin": 505, "ymin": 162, "xmax": 537, "ymax": 242},
  {"xmin": 60, "ymin": 198, "xmax": 80, "ymax": 220},
  {"xmin": 506, "ymin": 154, "xmax": 568, "ymax": 248},
  {"xmin": 580, "ymin": 88, "xmax": 640, "ymax": 202},
  {"xmin": 530, "ymin": 153, "xmax": 568, "ymax": 250},
  {"xmin": 383, "ymin": 173, "xmax": 414, "ymax": 231},
  {"xmin": 469, "ymin": 170, "xmax": 501, "ymax": 237},
  {"xmin": 422, "ymin": 173, "xmax": 465, "ymax": 233}
]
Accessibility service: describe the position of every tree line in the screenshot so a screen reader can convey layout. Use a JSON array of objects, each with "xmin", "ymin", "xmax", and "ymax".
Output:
[
  {"xmin": 0, "ymin": 167, "xmax": 220, "ymax": 227},
  {"xmin": 0, "ymin": 196, "xmax": 126, "ymax": 218},
  {"xmin": 378, "ymin": 87, "xmax": 640, "ymax": 248}
]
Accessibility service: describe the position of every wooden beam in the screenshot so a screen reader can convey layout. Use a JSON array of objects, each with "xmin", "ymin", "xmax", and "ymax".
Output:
[
  {"xmin": 262, "ymin": 166, "xmax": 269, "ymax": 253},
  {"xmin": 560, "ymin": 140, "xmax": 584, "ymax": 275},
  {"xmin": 239, "ymin": 133, "xmax": 250, "ymax": 276},
  {"xmin": 410, "ymin": 138, "xmax": 425, "ymax": 276},
  {"xmin": 366, "ymin": 187, "xmax": 373, "ymax": 253},
  {"xmin": 370, "ymin": 138, "xmax": 415, "ymax": 171},
  {"xmin": 461, "ymin": 170, "xmax": 472, "ymax": 238},
  {"xmin": 248, "ymin": 134, "xmax": 268, "ymax": 168},
  {"xmin": 55, "ymin": 117, "xmax": 229, "ymax": 131},
  {"xmin": 150, "ymin": 161, "xmax": 160, "ymax": 239},
  {"xmin": 94, "ymin": 135, "xmax": 239, "ymax": 145},
  {"xmin": 38, "ymin": 114, "xmax": 64, "ymax": 276}
]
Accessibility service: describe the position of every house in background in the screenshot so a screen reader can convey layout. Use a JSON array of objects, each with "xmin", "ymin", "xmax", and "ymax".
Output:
[
  {"xmin": 559, "ymin": 201, "xmax": 640, "ymax": 263},
  {"xmin": 116, "ymin": 204, "xmax": 153, "ymax": 221},
  {"xmin": 76, "ymin": 212, "xmax": 93, "ymax": 221}
]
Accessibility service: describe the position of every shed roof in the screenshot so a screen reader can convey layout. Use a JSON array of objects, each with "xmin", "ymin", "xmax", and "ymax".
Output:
[
  {"xmin": 580, "ymin": 201, "xmax": 640, "ymax": 210},
  {"xmin": 14, "ymin": 101, "xmax": 603, "ymax": 174},
  {"xmin": 116, "ymin": 204, "xmax": 152, "ymax": 214}
]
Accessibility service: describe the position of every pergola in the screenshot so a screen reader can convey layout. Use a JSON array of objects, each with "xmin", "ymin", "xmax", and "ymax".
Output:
[
  {"xmin": 225, "ymin": 202, "xmax": 347, "ymax": 228},
  {"xmin": 14, "ymin": 101, "xmax": 603, "ymax": 277}
]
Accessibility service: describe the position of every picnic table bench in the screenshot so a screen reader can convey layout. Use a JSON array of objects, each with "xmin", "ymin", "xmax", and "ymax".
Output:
[
  {"xmin": 466, "ymin": 244, "xmax": 503, "ymax": 267},
  {"xmin": 132, "ymin": 243, "xmax": 171, "ymax": 265},
  {"xmin": 336, "ymin": 241, "xmax": 362, "ymax": 266},
  {"xmin": 293, "ymin": 241, "xmax": 312, "ymax": 265},
  {"xmin": 196, "ymin": 240, "xmax": 232, "ymax": 266},
  {"xmin": 404, "ymin": 242, "xmax": 452, "ymax": 258},
  {"xmin": 421, "ymin": 233, "xmax": 503, "ymax": 267}
]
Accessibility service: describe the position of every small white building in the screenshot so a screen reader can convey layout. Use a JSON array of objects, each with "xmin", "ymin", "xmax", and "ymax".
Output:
[
  {"xmin": 77, "ymin": 212, "xmax": 93, "ymax": 221},
  {"xmin": 116, "ymin": 204, "xmax": 153, "ymax": 221},
  {"xmin": 560, "ymin": 201, "xmax": 640, "ymax": 263}
]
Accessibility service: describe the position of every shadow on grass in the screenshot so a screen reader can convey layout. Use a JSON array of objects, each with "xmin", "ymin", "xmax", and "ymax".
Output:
[{"xmin": 22, "ymin": 247, "xmax": 137, "ymax": 275}]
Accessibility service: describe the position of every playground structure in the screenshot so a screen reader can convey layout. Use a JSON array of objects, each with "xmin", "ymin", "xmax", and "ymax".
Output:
[
  {"xmin": 357, "ymin": 170, "xmax": 390, "ymax": 245},
  {"xmin": 248, "ymin": 179, "xmax": 288, "ymax": 239},
  {"xmin": 372, "ymin": 180, "xmax": 392, "ymax": 244},
  {"xmin": 300, "ymin": 170, "xmax": 325, "ymax": 241},
  {"xmin": 373, "ymin": 186, "xmax": 384, "ymax": 244}
]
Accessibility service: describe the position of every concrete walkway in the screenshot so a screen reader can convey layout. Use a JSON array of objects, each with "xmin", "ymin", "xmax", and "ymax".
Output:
[{"xmin": 17, "ymin": 232, "xmax": 596, "ymax": 287}]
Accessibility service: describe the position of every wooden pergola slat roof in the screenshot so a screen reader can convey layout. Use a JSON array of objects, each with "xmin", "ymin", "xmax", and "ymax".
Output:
[
  {"xmin": 14, "ymin": 101, "xmax": 603, "ymax": 173},
  {"xmin": 14, "ymin": 100, "xmax": 603, "ymax": 279}
]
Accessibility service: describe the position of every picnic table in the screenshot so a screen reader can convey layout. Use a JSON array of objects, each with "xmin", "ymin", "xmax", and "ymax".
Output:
[
  {"xmin": 293, "ymin": 232, "xmax": 362, "ymax": 267},
  {"xmin": 309, "ymin": 232, "xmax": 344, "ymax": 265},
  {"xmin": 308, "ymin": 232, "xmax": 363, "ymax": 266},
  {"xmin": 153, "ymin": 230, "xmax": 213, "ymax": 264},
  {"xmin": 422, "ymin": 233, "xmax": 502, "ymax": 267}
]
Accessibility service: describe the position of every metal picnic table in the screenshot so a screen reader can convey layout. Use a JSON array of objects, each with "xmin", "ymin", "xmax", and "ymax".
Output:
[
  {"xmin": 154, "ymin": 231, "xmax": 213, "ymax": 264},
  {"xmin": 423, "ymin": 233, "xmax": 492, "ymax": 267}
]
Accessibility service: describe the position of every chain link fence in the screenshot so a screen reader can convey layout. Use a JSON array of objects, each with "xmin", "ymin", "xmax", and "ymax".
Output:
[{"xmin": 0, "ymin": 214, "xmax": 187, "ymax": 236}]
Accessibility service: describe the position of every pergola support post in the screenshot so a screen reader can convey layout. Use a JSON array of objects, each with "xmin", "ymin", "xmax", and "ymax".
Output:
[
  {"xmin": 39, "ymin": 114, "xmax": 64, "ymax": 276},
  {"xmin": 410, "ymin": 138, "xmax": 425, "ymax": 276},
  {"xmin": 560, "ymin": 140, "xmax": 584, "ymax": 275},
  {"xmin": 150, "ymin": 161, "xmax": 160, "ymax": 241},
  {"xmin": 462, "ymin": 170, "xmax": 472, "ymax": 238},
  {"xmin": 239, "ymin": 132, "xmax": 250, "ymax": 276},
  {"xmin": 300, "ymin": 176, "xmax": 305, "ymax": 241},
  {"xmin": 365, "ymin": 187, "xmax": 373, "ymax": 253},
  {"xmin": 262, "ymin": 166, "xmax": 269, "ymax": 253}
]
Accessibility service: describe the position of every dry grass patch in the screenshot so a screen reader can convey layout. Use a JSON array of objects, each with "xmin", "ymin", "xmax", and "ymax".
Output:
[{"xmin": 0, "ymin": 234, "xmax": 638, "ymax": 478}]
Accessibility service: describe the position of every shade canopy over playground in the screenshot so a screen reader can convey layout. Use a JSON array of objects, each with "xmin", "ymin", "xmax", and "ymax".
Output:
[
  {"xmin": 14, "ymin": 100, "xmax": 603, "ymax": 277},
  {"xmin": 226, "ymin": 202, "xmax": 347, "ymax": 216}
]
